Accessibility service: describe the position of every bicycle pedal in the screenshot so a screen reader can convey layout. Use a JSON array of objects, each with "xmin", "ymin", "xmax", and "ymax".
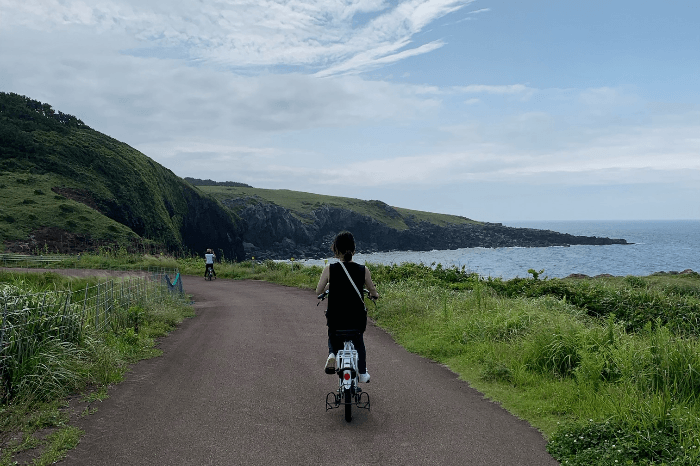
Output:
[{"xmin": 325, "ymin": 367, "xmax": 336, "ymax": 374}]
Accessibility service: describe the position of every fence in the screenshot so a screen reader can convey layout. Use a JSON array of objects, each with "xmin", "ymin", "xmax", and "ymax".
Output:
[
  {"xmin": 0, "ymin": 254, "xmax": 64, "ymax": 268},
  {"xmin": 0, "ymin": 267, "xmax": 184, "ymax": 399}
]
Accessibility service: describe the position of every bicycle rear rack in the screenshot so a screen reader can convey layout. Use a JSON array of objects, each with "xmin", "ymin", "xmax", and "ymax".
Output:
[{"xmin": 325, "ymin": 388, "xmax": 371, "ymax": 412}]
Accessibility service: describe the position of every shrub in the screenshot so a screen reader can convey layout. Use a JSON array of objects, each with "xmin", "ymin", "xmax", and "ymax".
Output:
[
  {"xmin": 522, "ymin": 326, "xmax": 582, "ymax": 378},
  {"xmin": 547, "ymin": 418, "xmax": 694, "ymax": 465}
]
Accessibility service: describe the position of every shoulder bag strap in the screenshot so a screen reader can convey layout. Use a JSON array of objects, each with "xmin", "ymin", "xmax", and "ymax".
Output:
[{"xmin": 338, "ymin": 262, "xmax": 364, "ymax": 304}]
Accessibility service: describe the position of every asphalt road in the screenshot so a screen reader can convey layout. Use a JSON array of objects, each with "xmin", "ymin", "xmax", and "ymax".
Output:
[{"xmin": 64, "ymin": 276, "xmax": 559, "ymax": 465}]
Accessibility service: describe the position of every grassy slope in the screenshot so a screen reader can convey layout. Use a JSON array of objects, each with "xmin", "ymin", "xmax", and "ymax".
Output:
[
  {"xmin": 1, "ymin": 126, "xmax": 189, "ymax": 249},
  {"xmin": 0, "ymin": 92, "xmax": 238, "ymax": 255},
  {"xmin": 0, "ymin": 172, "xmax": 140, "ymax": 249},
  {"xmin": 200, "ymin": 185, "xmax": 482, "ymax": 230}
]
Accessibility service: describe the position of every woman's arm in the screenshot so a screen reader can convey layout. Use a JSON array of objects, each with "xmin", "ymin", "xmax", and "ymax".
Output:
[
  {"xmin": 316, "ymin": 265, "xmax": 330, "ymax": 295},
  {"xmin": 364, "ymin": 267, "xmax": 379, "ymax": 300}
]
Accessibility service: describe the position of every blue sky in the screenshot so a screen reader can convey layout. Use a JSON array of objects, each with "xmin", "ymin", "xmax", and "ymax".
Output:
[{"xmin": 1, "ymin": 0, "xmax": 698, "ymax": 221}]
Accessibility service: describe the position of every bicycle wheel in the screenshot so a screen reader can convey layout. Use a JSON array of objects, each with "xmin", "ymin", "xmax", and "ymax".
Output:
[{"xmin": 344, "ymin": 387, "xmax": 352, "ymax": 422}]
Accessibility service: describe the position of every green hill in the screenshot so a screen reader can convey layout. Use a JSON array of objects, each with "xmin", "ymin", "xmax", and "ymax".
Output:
[
  {"xmin": 0, "ymin": 92, "xmax": 244, "ymax": 259},
  {"xmin": 194, "ymin": 184, "xmax": 481, "ymax": 231}
]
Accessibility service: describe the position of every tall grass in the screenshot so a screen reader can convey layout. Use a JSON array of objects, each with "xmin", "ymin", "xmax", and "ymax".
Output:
[
  {"xmin": 0, "ymin": 270, "xmax": 192, "ymax": 465},
  {"xmin": 359, "ymin": 267, "xmax": 700, "ymax": 465}
]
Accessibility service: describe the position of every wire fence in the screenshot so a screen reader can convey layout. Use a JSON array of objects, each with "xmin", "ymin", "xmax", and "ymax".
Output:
[
  {"xmin": 0, "ymin": 253, "xmax": 176, "ymax": 272},
  {"xmin": 0, "ymin": 267, "xmax": 184, "ymax": 399}
]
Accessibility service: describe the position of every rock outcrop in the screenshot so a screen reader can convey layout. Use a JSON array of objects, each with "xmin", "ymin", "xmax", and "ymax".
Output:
[{"xmin": 223, "ymin": 198, "xmax": 629, "ymax": 260}]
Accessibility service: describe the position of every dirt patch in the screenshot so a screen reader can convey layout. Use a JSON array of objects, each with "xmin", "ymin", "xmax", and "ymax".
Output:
[
  {"xmin": 1, "ymin": 387, "xmax": 106, "ymax": 466},
  {"xmin": 3, "ymin": 226, "xmax": 97, "ymax": 254},
  {"xmin": 4, "ymin": 229, "xmax": 164, "ymax": 256},
  {"xmin": 51, "ymin": 186, "xmax": 101, "ymax": 212}
]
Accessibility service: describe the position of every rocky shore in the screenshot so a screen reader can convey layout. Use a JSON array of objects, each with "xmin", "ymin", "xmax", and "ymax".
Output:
[
  {"xmin": 567, "ymin": 269, "xmax": 697, "ymax": 279},
  {"xmin": 223, "ymin": 199, "xmax": 629, "ymax": 261}
]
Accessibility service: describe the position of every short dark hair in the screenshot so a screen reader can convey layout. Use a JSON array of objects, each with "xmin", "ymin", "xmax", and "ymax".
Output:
[{"xmin": 331, "ymin": 231, "xmax": 355, "ymax": 262}]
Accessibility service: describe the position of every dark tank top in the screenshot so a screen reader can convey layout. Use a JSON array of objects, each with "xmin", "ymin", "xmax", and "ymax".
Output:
[{"xmin": 326, "ymin": 262, "xmax": 367, "ymax": 331}]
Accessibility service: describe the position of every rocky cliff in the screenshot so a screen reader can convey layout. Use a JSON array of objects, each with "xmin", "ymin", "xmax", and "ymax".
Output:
[{"xmin": 222, "ymin": 197, "xmax": 628, "ymax": 260}]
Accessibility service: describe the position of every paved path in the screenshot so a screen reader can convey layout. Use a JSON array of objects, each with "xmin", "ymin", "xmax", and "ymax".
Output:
[{"xmin": 64, "ymin": 277, "xmax": 559, "ymax": 465}]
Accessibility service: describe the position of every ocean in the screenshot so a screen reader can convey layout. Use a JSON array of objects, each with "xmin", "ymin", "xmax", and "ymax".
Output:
[{"xmin": 300, "ymin": 220, "xmax": 700, "ymax": 279}]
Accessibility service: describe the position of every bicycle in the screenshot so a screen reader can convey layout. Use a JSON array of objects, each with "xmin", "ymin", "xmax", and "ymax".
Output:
[
  {"xmin": 318, "ymin": 290, "xmax": 372, "ymax": 422},
  {"xmin": 205, "ymin": 265, "xmax": 214, "ymax": 281}
]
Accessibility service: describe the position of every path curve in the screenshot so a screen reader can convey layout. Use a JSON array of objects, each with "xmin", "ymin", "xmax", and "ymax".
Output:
[{"xmin": 59, "ymin": 276, "xmax": 559, "ymax": 465}]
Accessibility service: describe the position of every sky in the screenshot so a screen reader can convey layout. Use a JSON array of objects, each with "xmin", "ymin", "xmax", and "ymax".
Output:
[{"xmin": 1, "ymin": 0, "xmax": 699, "ymax": 222}]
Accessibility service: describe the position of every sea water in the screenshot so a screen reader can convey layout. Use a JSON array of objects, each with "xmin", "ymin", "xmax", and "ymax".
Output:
[{"xmin": 300, "ymin": 220, "xmax": 700, "ymax": 279}]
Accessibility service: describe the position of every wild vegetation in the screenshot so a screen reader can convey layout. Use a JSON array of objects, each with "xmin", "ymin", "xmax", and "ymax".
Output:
[
  {"xmin": 0, "ymin": 268, "xmax": 192, "ymax": 465},
  {"xmin": 360, "ymin": 265, "xmax": 700, "ymax": 465}
]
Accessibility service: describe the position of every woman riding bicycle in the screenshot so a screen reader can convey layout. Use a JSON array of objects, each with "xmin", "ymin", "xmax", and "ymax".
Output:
[
  {"xmin": 204, "ymin": 248, "xmax": 216, "ymax": 279},
  {"xmin": 316, "ymin": 231, "xmax": 379, "ymax": 383}
]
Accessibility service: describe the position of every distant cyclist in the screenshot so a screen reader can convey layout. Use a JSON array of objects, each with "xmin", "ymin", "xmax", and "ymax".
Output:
[
  {"xmin": 204, "ymin": 248, "xmax": 216, "ymax": 279},
  {"xmin": 316, "ymin": 231, "xmax": 379, "ymax": 382}
]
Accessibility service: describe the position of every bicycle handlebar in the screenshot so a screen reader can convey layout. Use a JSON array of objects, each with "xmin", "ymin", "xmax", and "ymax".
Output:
[{"xmin": 317, "ymin": 289, "xmax": 378, "ymax": 305}]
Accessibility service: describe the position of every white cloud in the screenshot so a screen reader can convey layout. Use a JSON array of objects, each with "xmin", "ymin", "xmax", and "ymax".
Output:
[
  {"xmin": 315, "ymin": 39, "xmax": 446, "ymax": 77},
  {"xmin": 1, "ymin": 0, "xmax": 476, "ymax": 76},
  {"xmin": 279, "ymin": 114, "xmax": 700, "ymax": 189},
  {"xmin": 455, "ymin": 84, "xmax": 531, "ymax": 94},
  {"xmin": 0, "ymin": 26, "xmax": 442, "ymax": 143}
]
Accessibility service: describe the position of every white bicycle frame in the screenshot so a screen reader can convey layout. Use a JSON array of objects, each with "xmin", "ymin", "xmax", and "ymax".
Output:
[{"xmin": 336, "ymin": 340, "xmax": 359, "ymax": 392}]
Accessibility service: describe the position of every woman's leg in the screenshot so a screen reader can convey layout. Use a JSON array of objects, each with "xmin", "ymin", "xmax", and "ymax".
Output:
[
  {"xmin": 352, "ymin": 333, "xmax": 367, "ymax": 374},
  {"xmin": 328, "ymin": 330, "xmax": 334, "ymax": 355}
]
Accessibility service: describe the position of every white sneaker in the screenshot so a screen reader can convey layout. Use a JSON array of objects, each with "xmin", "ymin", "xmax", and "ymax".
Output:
[
  {"xmin": 359, "ymin": 372, "xmax": 370, "ymax": 383},
  {"xmin": 324, "ymin": 353, "xmax": 336, "ymax": 374}
]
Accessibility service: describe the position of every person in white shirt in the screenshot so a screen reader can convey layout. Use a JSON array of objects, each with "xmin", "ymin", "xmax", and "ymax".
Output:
[{"xmin": 204, "ymin": 248, "xmax": 216, "ymax": 279}]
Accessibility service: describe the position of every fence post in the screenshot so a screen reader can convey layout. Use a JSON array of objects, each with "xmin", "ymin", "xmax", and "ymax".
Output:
[
  {"xmin": 0, "ymin": 302, "xmax": 6, "ymax": 353},
  {"xmin": 0, "ymin": 302, "xmax": 6, "ymax": 363},
  {"xmin": 110, "ymin": 280, "xmax": 114, "ymax": 325},
  {"xmin": 95, "ymin": 281, "xmax": 100, "ymax": 331},
  {"xmin": 0, "ymin": 302, "xmax": 6, "ymax": 395}
]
